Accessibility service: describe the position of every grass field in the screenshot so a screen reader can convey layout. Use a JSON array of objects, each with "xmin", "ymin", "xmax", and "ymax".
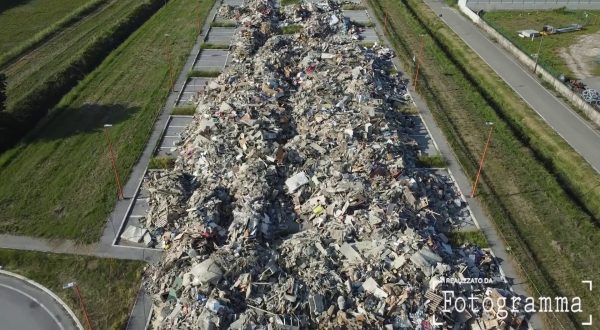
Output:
[
  {"xmin": 0, "ymin": 0, "xmax": 215, "ymax": 242},
  {"xmin": 0, "ymin": 0, "xmax": 90, "ymax": 55},
  {"xmin": 3, "ymin": 0, "xmax": 139, "ymax": 110},
  {"xmin": 0, "ymin": 250, "xmax": 144, "ymax": 330},
  {"xmin": 483, "ymin": 8, "xmax": 600, "ymax": 77},
  {"xmin": 370, "ymin": 0, "xmax": 600, "ymax": 328}
]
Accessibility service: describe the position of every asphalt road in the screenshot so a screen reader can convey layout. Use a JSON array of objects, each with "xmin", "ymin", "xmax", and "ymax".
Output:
[
  {"xmin": 0, "ymin": 273, "xmax": 78, "ymax": 330},
  {"xmin": 425, "ymin": 0, "xmax": 600, "ymax": 174}
]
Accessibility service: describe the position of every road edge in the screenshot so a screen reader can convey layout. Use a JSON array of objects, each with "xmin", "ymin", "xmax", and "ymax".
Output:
[{"xmin": 0, "ymin": 269, "xmax": 84, "ymax": 330}]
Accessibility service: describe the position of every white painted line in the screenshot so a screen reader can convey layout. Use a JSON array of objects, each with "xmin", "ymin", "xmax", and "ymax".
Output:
[
  {"xmin": 129, "ymin": 215, "xmax": 145, "ymax": 218},
  {"xmin": 439, "ymin": 6, "xmax": 600, "ymax": 174},
  {"xmin": 0, "ymin": 270, "xmax": 84, "ymax": 330},
  {"xmin": 0, "ymin": 283, "xmax": 66, "ymax": 330}
]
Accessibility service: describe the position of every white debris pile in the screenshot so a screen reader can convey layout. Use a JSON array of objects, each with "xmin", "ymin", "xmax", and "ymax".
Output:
[{"xmin": 144, "ymin": 0, "xmax": 529, "ymax": 329}]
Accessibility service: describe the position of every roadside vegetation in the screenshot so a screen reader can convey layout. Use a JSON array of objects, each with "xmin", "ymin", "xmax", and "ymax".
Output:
[
  {"xmin": 449, "ymin": 230, "xmax": 489, "ymax": 248},
  {"xmin": 370, "ymin": 0, "xmax": 600, "ymax": 327},
  {"xmin": 201, "ymin": 43, "xmax": 230, "ymax": 49},
  {"xmin": 483, "ymin": 8, "xmax": 600, "ymax": 78},
  {"xmin": 211, "ymin": 20, "xmax": 237, "ymax": 27},
  {"xmin": 0, "ymin": 0, "xmax": 215, "ymax": 242},
  {"xmin": 0, "ymin": 0, "xmax": 169, "ymax": 152},
  {"xmin": 0, "ymin": 0, "xmax": 91, "ymax": 56},
  {"xmin": 188, "ymin": 69, "xmax": 221, "ymax": 78},
  {"xmin": 282, "ymin": 24, "xmax": 303, "ymax": 34},
  {"xmin": 149, "ymin": 156, "xmax": 176, "ymax": 169},
  {"xmin": 416, "ymin": 154, "xmax": 446, "ymax": 168},
  {"xmin": 0, "ymin": 250, "xmax": 144, "ymax": 330},
  {"xmin": 172, "ymin": 105, "xmax": 197, "ymax": 116}
]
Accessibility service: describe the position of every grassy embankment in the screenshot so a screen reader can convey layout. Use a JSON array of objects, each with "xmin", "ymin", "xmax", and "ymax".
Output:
[
  {"xmin": 0, "ymin": 0, "xmax": 91, "ymax": 56},
  {"xmin": 0, "ymin": 250, "xmax": 144, "ymax": 330},
  {"xmin": 483, "ymin": 8, "xmax": 600, "ymax": 78},
  {"xmin": 3, "ymin": 0, "xmax": 143, "ymax": 110},
  {"xmin": 369, "ymin": 0, "xmax": 600, "ymax": 328},
  {"xmin": 0, "ymin": 0, "xmax": 215, "ymax": 242}
]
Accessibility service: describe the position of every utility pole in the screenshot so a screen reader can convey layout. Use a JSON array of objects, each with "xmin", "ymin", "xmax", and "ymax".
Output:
[
  {"xmin": 470, "ymin": 122, "xmax": 494, "ymax": 198},
  {"xmin": 63, "ymin": 282, "xmax": 94, "ymax": 330},
  {"xmin": 384, "ymin": 12, "xmax": 389, "ymax": 34},
  {"xmin": 413, "ymin": 35, "xmax": 424, "ymax": 89},
  {"xmin": 103, "ymin": 124, "xmax": 124, "ymax": 200},
  {"xmin": 533, "ymin": 36, "xmax": 543, "ymax": 74},
  {"xmin": 165, "ymin": 34, "xmax": 174, "ymax": 92}
]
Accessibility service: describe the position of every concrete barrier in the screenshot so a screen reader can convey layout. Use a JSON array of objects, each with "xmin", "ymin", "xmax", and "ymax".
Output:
[{"xmin": 457, "ymin": 0, "xmax": 600, "ymax": 126}]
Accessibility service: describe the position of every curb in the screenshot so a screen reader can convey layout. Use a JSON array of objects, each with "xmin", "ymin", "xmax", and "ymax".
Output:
[{"xmin": 0, "ymin": 269, "xmax": 84, "ymax": 330}]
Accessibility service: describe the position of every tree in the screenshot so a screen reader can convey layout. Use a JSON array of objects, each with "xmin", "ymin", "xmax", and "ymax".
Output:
[{"xmin": 0, "ymin": 73, "xmax": 6, "ymax": 112}]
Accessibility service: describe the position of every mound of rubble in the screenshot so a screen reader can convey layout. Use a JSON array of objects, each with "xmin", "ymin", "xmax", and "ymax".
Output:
[{"xmin": 144, "ymin": 0, "xmax": 529, "ymax": 329}]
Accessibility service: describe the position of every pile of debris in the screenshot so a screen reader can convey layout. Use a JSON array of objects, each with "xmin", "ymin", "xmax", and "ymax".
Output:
[{"xmin": 144, "ymin": 0, "xmax": 528, "ymax": 329}]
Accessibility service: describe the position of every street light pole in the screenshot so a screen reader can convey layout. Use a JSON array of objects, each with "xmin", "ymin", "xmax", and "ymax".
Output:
[
  {"xmin": 470, "ymin": 122, "xmax": 494, "ymax": 198},
  {"xmin": 165, "ymin": 34, "xmax": 174, "ymax": 92},
  {"xmin": 64, "ymin": 282, "xmax": 94, "ymax": 330},
  {"xmin": 103, "ymin": 124, "xmax": 124, "ymax": 200},
  {"xmin": 413, "ymin": 35, "xmax": 425, "ymax": 89},
  {"xmin": 533, "ymin": 36, "xmax": 543, "ymax": 74}
]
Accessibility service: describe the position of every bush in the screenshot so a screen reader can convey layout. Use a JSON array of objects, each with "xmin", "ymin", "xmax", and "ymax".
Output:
[
  {"xmin": 0, "ymin": 0, "xmax": 167, "ymax": 152},
  {"xmin": 341, "ymin": 4, "xmax": 367, "ymax": 10},
  {"xmin": 188, "ymin": 70, "xmax": 221, "ymax": 78},
  {"xmin": 449, "ymin": 230, "xmax": 489, "ymax": 248},
  {"xmin": 211, "ymin": 21, "xmax": 236, "ymax": 27},
  {"xmin": 201, "ymin": 43, "xmax": 229, "ymax": 49},
  {"xmin": 281, "ymin": 0, "xmax": 301, "ymax": 6},
  {"xmin": 417, "ymin": 154, "xmax": 447, "ymax": 168},
  {"xmin": 148, "ymin": 156, "xmax": 175, "ymax": 169},
  {"xmin": 281, "ymin": 25, "xmax": 302, "ymax": 34},
  {"xmin": 172, "ymin": 106, "xmax": 196, "ymax": 115}
]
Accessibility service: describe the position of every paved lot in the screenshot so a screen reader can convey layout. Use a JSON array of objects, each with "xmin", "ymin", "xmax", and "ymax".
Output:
[
  {"xmin": 118, "ymin": 116, "xmax": 193, "ymax": 247},
  {"xmin": 206, "ymin": 27, "xmax": 236, "ymax": 45},
  {"xmin": 223, "ymin": 0, "xmax": 244, "ymax": 6},
  {"xmin": 177, "ymin": 77, "xmax": 213, "ymax": 106},
  {"xmin": 360, "ymin": 28, "xmax": 378, "ymax": 42},
  {"xmin": 426, "ymin": 0, "xmax": 600, "ymax": 174},
  {"xmin": 193, "ymin": 49, "xmax": 230, "ymax": 71},
  {"xmin": 343, "ymin": 10, "xmax": 370, "ymax": 23},
  {"xmin": 0, "ymin": 273, "xmax": 79, "ymax": 330}
]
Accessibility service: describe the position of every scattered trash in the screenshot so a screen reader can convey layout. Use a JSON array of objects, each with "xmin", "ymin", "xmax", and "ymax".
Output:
[{"xmin": 143, "ymin": 0, "xmax": 528, "ymax": 328}]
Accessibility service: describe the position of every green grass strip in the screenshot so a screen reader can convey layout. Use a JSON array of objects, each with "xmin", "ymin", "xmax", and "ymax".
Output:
[
  {"xmin": 0, "ymin": 0, "xmax": 108, "ymax": 68},
  {"xmin": 188, "ymin": 69, "xmax": 221, "ymax": 78},
  {"xmin": 0, "ymin": 0, "xmax": 216, "ymax": 243},
  {"xmin": 0, "ymin": 249, "xmax": 144, "ymax": 330}
]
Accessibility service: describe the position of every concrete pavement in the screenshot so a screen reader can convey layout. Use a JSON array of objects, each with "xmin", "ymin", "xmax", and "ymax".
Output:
[
  {"xmin": 424, "ymin": 0, "xmax": 600, "ymax": 174},
  {"xmin": 0, "ymin": 272, "xmax": 80, "ymax": 330}
]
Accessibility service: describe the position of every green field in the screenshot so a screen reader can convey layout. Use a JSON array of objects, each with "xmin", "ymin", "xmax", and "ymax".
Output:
[
  {"xmin": 370, "ymin": 0, "xmax": 600, "ymax": 328},
  {"xmin": 0, "ymin": 0, "xmax": 90, "ymax": 55},
  {"xmin": 3, "ymin": 0, "xmax": 139, "ymax": 110},
  {"xmin": 483, "ymin": 9, "xmax": 600, "ymax": 78},
  {"xmin": 0, "ymin": 250, "xmax": 144, "ymax": 330},
  {"xmin": 0, "ymin": 0, "xmax": 215, "ymax": 242}
]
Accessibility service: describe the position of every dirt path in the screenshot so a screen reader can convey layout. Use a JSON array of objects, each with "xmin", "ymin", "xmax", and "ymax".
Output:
[{"xmin": 560, "ymin": 31, "xmax": 600, "ymax": 78}]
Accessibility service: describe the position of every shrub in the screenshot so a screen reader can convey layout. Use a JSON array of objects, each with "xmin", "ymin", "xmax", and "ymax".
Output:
[{"xmin": 148, "ymin": 156, "xmax": 175, "ymax": 169}]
